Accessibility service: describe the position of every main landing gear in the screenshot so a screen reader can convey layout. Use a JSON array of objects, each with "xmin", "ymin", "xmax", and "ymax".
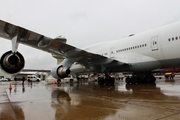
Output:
[
  {"xmin": 125, "ymin": 72, "xmax": 156, "ymax": 84},
  {"xmin": 97, "ymin": 72, "xmax": 156, "ymax": 85},
  {"xmin": 98, "ymin": 74, "xmax": 115, "ymax": 86}
]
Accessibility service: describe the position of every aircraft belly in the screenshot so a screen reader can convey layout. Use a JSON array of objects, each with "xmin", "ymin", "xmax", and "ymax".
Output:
[
  {"xmin": 117, "ymin": 53, "xmax": 160, "ymax": 64},
  {"xmin": 159, "ymin": 58, "xmax": 180, "ymax": 68},
  {"xmin": 129, "ymin": 61, "xmax": 161, "ymax": 71}
]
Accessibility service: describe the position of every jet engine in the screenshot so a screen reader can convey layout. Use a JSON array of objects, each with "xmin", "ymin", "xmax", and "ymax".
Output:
[
  {"xmin": 51, "ymin": 65, "xmax": 71, "ymax": 78},
  {"xmin": 0, "ymin": 51, "xmax": 25, "ymax": 74}
]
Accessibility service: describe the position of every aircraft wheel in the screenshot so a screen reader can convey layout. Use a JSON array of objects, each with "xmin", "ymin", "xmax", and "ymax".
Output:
[
  {"xmin": 131, "ymin": 77, "xmax": 138, "ymax": 84},
  {"xmin": 98, "ymin": 78, "xmax": 104, "ymax": 86},
  {"xmin": 125, "ymin": 77, "xmax": 131, "ymax": 84},
  {"xmin": 151, "ymin": 76, "xmax": 156, "ymax": 83},
  {"xmin": 110, "ymin": 78, "xmax": 115, "ymax": 86},
  {"xmin": 145, "ymin": 75, "xmax": 156, "ymax": 83},
  {"xmin": 137, "ymin": 77, "xmax": 143, "ymax": 84},
  {"xmin": 145, "ymin": 77, "xmax": 151, "ymax": 83},
  {"xmin": 105, "ymin": 78, "xmax": 110, "ymax": 86},
  {"xmin": 125, "ymin": 84, "xmax": 131, "ymax": 90}
]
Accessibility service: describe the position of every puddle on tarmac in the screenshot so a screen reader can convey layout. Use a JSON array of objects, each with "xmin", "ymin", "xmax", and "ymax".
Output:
[{"xmin": 1, "ymin": 79, "xmax": 180, "ymax": 120}]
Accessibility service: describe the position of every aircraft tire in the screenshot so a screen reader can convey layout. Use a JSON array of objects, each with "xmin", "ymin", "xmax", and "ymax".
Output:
[
  {"xmin": 125, "ymin": 77, "xmax": 131, "ymax": 84},
  {"xmin": 104, "ymin": 78, "xmax": 109, "ymax": 86},
  {"xmin": 110, "ymin": 78, "xmax": 115, "ymax": 86},
  {"xmin": 98, "ymin": 78, "xmax": 105, "ymax": 86},
  {"xmin": 131, "ymin": 77, "xmax": 138, "ymax": 84},
  {"xmin": 138, "ymin": 77, "xmax": 144, "ymax": 84},
  {"xmin": 125, "ymin": 84, "xmax": 131, "ymax": 90},
  {"xmin": 145, "ymin": 75, "xmax": 156, "ymax": 83},
  {"xmin": 151, "ymin": 76, "xmax": 156, "ymax": 83}
]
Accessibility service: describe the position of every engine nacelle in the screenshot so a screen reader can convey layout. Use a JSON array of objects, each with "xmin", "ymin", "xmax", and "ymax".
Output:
[
  {"xmin": 0, "ymin": 51, "xmax": 25, "ymax": 74},
  {"xmin": 51, "ymin": 65, "xmax": 71, "ymax": 79}
]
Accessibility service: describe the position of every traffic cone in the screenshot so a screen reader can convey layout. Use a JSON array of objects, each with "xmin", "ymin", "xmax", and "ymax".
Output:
[
  {"xmin": 9, "ymin": 83, "xmax": 12, "ymax": 93},
  {"xmin": 54, "ymin": 80, "xmax": 57, "ymax": 84},
  {"xmin": 9, "ymin": 83, "xmax": 12, "ymax": 89}
]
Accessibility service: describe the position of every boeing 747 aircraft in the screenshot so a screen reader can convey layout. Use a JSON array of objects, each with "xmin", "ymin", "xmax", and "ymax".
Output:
[{"xmin": 0, "ymin": 19, "xmax": 180, "ymax": 85}]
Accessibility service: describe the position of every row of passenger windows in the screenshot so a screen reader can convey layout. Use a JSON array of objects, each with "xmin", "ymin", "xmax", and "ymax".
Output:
[
  {"xmin": 168, "ymin": 36, "xmax": 180, "ymax": 41},
  {"xmin": 116, "ymin": 44, "xmax": 147, "ymax": 53}
]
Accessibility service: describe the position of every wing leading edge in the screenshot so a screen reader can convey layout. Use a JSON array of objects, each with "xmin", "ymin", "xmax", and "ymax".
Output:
[{"xmin": 0, "ymin": 19, "xmax": 126, "ymax": 73}]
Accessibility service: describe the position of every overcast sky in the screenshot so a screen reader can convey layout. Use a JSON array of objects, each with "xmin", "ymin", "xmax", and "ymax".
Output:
[{"xmin": 0, "ymin": 0, "xmax": 180, "ymax": 70}]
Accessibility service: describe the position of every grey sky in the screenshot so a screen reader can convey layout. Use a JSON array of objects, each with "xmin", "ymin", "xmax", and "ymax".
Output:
[{"xmin": 0, "ymin": 0, "xmax": 180, "ymax": 70}]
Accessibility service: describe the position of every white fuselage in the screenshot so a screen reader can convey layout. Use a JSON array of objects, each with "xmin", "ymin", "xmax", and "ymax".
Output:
[{"xmin": 82, "ymin": 21, "xmax": 180, "ymax": 72}]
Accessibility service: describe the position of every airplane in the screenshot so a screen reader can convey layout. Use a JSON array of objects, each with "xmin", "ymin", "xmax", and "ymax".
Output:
[{"xmin": 0, "ymin": 19, "xmax": 180, "ymax": 85}]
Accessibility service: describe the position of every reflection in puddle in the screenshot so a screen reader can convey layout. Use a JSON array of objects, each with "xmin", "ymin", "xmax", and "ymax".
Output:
[
  {"xmin": 0, "ymin": 104, "xmax": 25, "ymax": 120},
  {"xmin": 50, "ymin": 84, "xmax": 121, "ymax": 120},
  {"xmin": 2, "ymin": 79, "xmax": 180, "ymax": 120}
]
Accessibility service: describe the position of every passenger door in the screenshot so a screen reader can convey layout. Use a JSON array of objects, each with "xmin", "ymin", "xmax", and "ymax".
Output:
[
  {"xmin": 151, "ymin": 36, "xmax": 158, "ymax": 51},
  {"xmin": 109, "ymin": 47, "xmax": 115, "ymax": 59}
]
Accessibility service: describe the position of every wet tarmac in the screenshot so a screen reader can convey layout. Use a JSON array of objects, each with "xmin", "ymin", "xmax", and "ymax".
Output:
[{"xmin": 1, "ymin": 77, "xmax": 180, "ymax": 120}]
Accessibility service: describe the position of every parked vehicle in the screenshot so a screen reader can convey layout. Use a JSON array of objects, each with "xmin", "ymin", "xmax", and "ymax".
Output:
[
  {"xmin": 63, "ymin": 75, "xmax": 77, "ymax": 83},
  {"xmin": 0, "ymin": 78, "xmax": 8, "ymax": 82},
  {"xmin": 45, "ymin": 75, "xmax": 57, "ymax": 84},
  {"xmin": 27, "ymin": 75, "xmax": 41, "ymax": 82},
  {"xmin": 164, "ymin": 72, "xmax": 175, "ymax": 80}
]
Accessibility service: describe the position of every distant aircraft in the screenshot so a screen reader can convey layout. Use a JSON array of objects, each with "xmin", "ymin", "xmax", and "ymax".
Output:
[{"xmin": 0, "ymin": 19, "xmax": 180, "ymax": 85}]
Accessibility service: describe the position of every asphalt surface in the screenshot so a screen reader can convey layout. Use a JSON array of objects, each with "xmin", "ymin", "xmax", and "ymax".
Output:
[{"xmin": 1, "ymin": 77, "xmax": 180, "ymax": 120}]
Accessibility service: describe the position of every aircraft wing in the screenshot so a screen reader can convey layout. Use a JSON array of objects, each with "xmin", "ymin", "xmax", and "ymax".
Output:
[{"xmin": 0, "ymin": 19, "xmax": 125, "ymax": 70}]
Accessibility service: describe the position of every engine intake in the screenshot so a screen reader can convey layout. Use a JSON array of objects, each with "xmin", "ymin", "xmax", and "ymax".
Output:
[{"xmin": 0, "ymin": 51, "xmax": 25, "ymax": 74}]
